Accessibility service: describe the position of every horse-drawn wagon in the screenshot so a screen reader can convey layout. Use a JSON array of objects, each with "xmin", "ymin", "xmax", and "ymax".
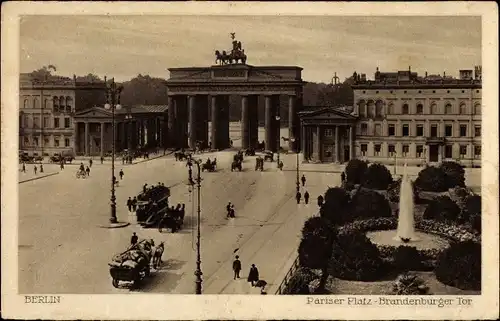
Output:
[
  {"xmin": 158, "ymin": 205, "xmax": 185, "ymax": 233},
  {"xmin": 108, "ymin": 239, "xmax": 154, "ymax": 288},
  {"xmin": 263, "ymin": 151, "xmax": 274, "ymax": 162},
  {"xmin": 136, "ymin": 184, "xmax": 171, "ymax": 223},
  {"xmin": 201, "ymin": 159, "xmax": 217, "ymax": 172}
]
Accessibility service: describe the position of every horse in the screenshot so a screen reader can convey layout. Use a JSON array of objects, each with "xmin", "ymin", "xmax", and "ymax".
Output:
[
  {"xmin": 231, "ymin": 160, "xmax": 242, "ymax": 172},
  {"xmin": 152, "ymin": 242, "xmax": 164, "ymax": 269},
  {"xmin": 215, "ymin": 50, "xmax": 229, "ymax": 65}
]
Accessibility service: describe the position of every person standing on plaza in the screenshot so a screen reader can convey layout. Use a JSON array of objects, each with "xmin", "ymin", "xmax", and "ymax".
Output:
[
  {"xmin": 317, "ymin": 195, "xmax": 324, "ymax": 207},
  {"xmin": 100, "ymin": 156, "xmax": 104, "ymax": 164},
  {"xmin": 132, "ymin": 196, "xmax": 138, "ymax": 212},
  {"xmin": 247, "ymin": 264, "xmax": 259, "ymax": 286},
  {"xmin": 86, "ymin": 166, "xmax": 90, "ymax": 177},
  {"xmin": 119, "ymin": 169, "xmax": 124, "ymax": 180},
  {"xmin": 60, "ymin": 160, "xmax": 64, "ymax": 170},
  {"xmin": 301, "ymin": 174, "xmax": 306, "ymax": 187},
  {"xmin": 127, "ymin": 197, "xmax": 132, "ymax": 212},
  {"xmin": 89, "ymin": 159, "xmax": 93, "ymax": 168},
  {"xmin": 304, "ymin": 191, "xmax": 310, "ymax": 204},
  {"xmin": 40, "ymin": 163, "xmax": 44, "ymax": 173},
  {"xmin": 22, "ymin": 162, "xmax": 26, "ymax": 173},
  {"xmin": 233, "ymin": 255, "xmax": 242, "ymax": 279},
  {"xmin": 34, "ymin": 165, "xmax": 37, "ymax": 175},
  {"xmin": 130, "ymin": 232, "xmax": 138, "ymax": 246},
  {"xmin": 296, "ymin": 191, "xmax": 302, "ymax": 204},
  {"xmin": 226, "ymin": 202, "xmax": 232, "ymax": 218}
]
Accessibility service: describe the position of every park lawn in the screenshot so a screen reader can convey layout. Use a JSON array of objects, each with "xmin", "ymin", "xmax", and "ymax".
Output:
[{"xmin": 327, "ymin": 272, "xmax": 480, "ymax": 295}]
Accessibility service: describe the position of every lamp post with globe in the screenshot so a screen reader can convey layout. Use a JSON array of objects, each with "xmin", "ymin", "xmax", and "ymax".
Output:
[
  {"xmin": 290, "ymin": 137, "xmax": 300, "ymax": 193},
  {"xmin": 187, "ymin": 158, "xmax": 203, "ymax": 294},
  {"xmin": 275, "ymin": 114, "xmax": 281, "ymax": 167},
  {"xmin": 104, "ymin": 77, "xmax": 123, "ymax": 225}
]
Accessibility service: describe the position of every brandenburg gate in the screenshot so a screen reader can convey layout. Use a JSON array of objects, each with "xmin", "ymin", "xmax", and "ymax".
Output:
[{"xmin": 165, "ymin": 35, "xmax": 304, "ymax": 152}]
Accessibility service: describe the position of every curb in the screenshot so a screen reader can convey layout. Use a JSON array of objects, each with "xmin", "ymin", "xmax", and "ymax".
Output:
[
  {"xmin": 269, "ymin": 248, "xmax": 299, "ymax": 295},
  {"xmin": 98, "ymin": 222, "xmax": 130, "ymax": 229},
  {"xmin": 19, "ymin": 172, "xmax": 59, "ymax": 184}
]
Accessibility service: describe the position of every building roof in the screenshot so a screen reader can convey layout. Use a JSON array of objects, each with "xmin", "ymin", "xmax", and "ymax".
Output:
[
  {"xmin": 298, "ymin": 106, "xmax": 357, "ymax": 119},
  {"xmin": 74, "ymin": 105, "xmax": 168, "ymax": 118}
]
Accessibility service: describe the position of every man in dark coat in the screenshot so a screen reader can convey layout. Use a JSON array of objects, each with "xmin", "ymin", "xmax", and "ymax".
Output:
[
  {"xmin": 127, "ymin": 197, "xmax": 133, "ymax": 212},
  {"xmin": 304, "ymin": 191, "xmax": 310, "ymax": 204},
  {"xmin": 232, "ymin": 255, "xmax": 242, "ymax": 279},
  {"xmin": 100, "ymin": 156, "xmax": 104, "ymax": 164},
  {"xmin": 296, "ymin": 191, "xmax": 301, "ymax": 204},
  {"xmin": 89, "ymin": 159, "xmax": 93, "ymax": 168},
  {"xmin": 85, "ymin": 166, "xmax": 90, "ymax": 176},
  {"xmin": 132, "ymin": 196, "xmax": 138, "ymax": 212},
  {"xmin": 341, "ymin": 171, "xmax": 346, "ymax": 183},
  {"xmin": 301, "ymin": 174, "xmax": 306, "ymax": 187},
  {"xmin": 317, "ymin": 195, "xmax": 324, "ymax": 207},
  {"xmin": 119, "ymin": 169, "xmax": 124, "ymax": 180},
  {"xmin": 130, "ymin": 232, "xmax": 138, "ymax": 246},
  {"xmin": 247, "ymin": 264, "xmax": 259, "ymax": 286},
  {"xmin": 226, "ymin": 202, "xmax": 232, "ymax": 218}
]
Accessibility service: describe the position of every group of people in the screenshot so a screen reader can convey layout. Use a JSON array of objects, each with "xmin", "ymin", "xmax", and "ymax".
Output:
[
  {"xmin": 20, "ymin": 162, "xmax": 44, "ymax": 175},
  {"xmin": 232, "ymin": 255, "xmax": 265, "ymax": 294},
  {"xmin": 226, "ymin": 202, "xmax": 236, "ymax": 218},
  {"xmin": 295, "ymin": 174, "xmax": 311, "ymax": 204}
]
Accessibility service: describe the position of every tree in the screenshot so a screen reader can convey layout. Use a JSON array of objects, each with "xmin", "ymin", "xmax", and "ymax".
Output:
[
  {"xmin": 298, "ymin": 217, "xmax": 336, "ymax": 293},
  {"xmin": 363, "ymin": 163, "xmax": 393, "ymax": 190},
  {"xmin": 319, "ymin": 187, "xmax": 350, "ymax": 225},
  {"xmin": 349, "ymin": 189, "xmax": 392, "ymax": 221},
  {"xmin": 120, "ymin": 74, "xmax": 169, "ymax": 106},
  {"xmin": 75, "ymin": 73, "xmax": 102, "ymax": 82},
  {"xmin": 439, "ymin": 161, "xmax": 465, "ymax": 188},
  {"xmin": 423, "ymin": 195, "xmax": 461, "ymax": 222},
  {"xmin": 414, "ymin": 166, "xmax": 448, "ymax": 192},
  {"xmin": 345, "ymin": 159, "xmax": 368, "ymax": 185},
  {"xmin": 464, "ymin": 195, "xmax": 481, "ymax": 233},
  {"xmin": 29, "ymin": 65, "xmax": 57, "ymax": 81}
]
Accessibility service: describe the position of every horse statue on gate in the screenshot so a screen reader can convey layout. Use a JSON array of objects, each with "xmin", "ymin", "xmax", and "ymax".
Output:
[
  {"xmin": 214, "ymin": 33, "xmax": 248, "ymax": 65},
  {"xmin": 215, "ymin": 50, "xmax": 230, "ymax": 65}
]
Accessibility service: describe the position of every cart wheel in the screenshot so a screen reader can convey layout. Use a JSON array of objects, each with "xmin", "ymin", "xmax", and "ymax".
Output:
[{"xmin": 112, "ymin": 279, "xmax": 119, "ymax": 288}]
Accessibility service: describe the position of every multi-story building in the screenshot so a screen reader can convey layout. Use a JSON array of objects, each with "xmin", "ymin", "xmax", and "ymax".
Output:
[
  {"xmin": 19, "ymin": 74, "xmax": 107, "ymax": 156},
  {"xmin": 299, "ymin": 66, "xmax": 482, "ymax": 168}
]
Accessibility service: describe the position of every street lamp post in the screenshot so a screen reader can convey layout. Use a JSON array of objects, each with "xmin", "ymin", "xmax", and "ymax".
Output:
[
  {"xmin": 291, "ymin": 138, "xmax": 300, "ymax": 193},
  {"xmin": 187, "ymin": 159, "xmax": 203, "ymax": 294},
  {"xmin": 104, "ymin": 77, "xmax": 123, "ymax": 224},
  {"xmin": 275, "ymin": 114, "xmax": 281, "ymax": 167}
]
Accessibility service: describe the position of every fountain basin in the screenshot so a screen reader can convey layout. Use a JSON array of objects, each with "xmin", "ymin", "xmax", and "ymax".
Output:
[{"xmin": 367, "ymin": 230, "xmax": 449, "ymax": 251}]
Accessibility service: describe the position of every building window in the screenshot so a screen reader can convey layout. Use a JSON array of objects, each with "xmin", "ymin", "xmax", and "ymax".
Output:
[
  {"xmin": 23, "ymin": 99, "xmax": 29, "ymax": 109},
  {"xmin": 374, "ymin": 124, "xmax": 382, "ymax": 136},
  {"xmin": 359, "ymin": 101, "xmax": 366, "ymax": 117},
  {"xmin": 33, "ymin": 137, "xmax": 39, "ymax": 146},
  {"xmin": 64, "ymin": 117, "xmax": 71, "ymax": 128},
  {"xmin": 445, "ymin": 145, "xmax": 453, "ymax": 158},
  {"xmin": 474, "ymin": 146, "xmax": 481, "ymax": 158},
  {"xmin": 33, "ymin": 117, "xmax": 40, "ymax": 128},
  {"xmin": 388, "ymin": 124, "xmax": 395, "ymax": 136},
  {"xmin": 416, "ymin": 145, "xmax": 423, "ymax": 158},
  {"xmin": 66, "ymin": 96, "xmax": 73, "ymax": 113},
  {"xmin": 65, "ymin": 138, "xmax": 70, "ymax": 147},
  {"xmin": 44, "ymin": 138, "xmax": 50, "ymax": 146},
  {"xmin": 368, "ymin": 101, "xmax": 376, "ymax": 118},
  {"xmin": 43, "ymin": 117, "xmax": 50, "ymax": 128},
  {"xmin": 416, "ymin": 104, "xmax": 423, "ymax": 114},
  {"xmin": 403, "ymin": 145, "xmax": 410, "ymax": 157},
  {"xmin": 445, "ymin": 103, "xmax": 452, "ymax": 114},
  {"xmin": 445, "ymin": 125, "xmax": 453, "ymax": 137},
  {"xmin": 388, "ymin": 144, "xmax": 396, "ymax": 157},
  {"xmin": 324, "ymin": 129, "xmax": 333, "ymax": 137},
  {"xmin": 44, "ymin": 98, "xmax": 49, "ymax": 109},
  {"xmin": 54, "ymin": 118, "xmax": 60, "ymax": 128},
  {"xmin": 416, "ymin": 125, "xmax": 424, "ymax": 137},
  {"xmin": 59, "ymin": 96, "xmax": 65, "ymax": 110},
  {"xmin": 24, "ymin": 137, "xmax": 29, "ymax": 146},
  {"xmin": 459, "ymin": 103, "xmax": 467, "ymax": 115},
  {"xmin": 375, "ymin": 101, "xmax": 384, "ymax": 117},
  {"xmin": 431, "ymin": 125, "xmax": 438, "ymax": 137},
  {"xmin": 402, "ymin": 103, "xmax": 409, "ymax": 114},
  {"xmin": 374, "ymin": 144, "xmax": 381, "ymax": 156},
  {"xmin": 53, "ymin": 96, "xmax": 59, "ymax": 111},
  {"xmin": 460, "ymin": 124, "xmax": 467, "ymax": 137},
  {"xmin": 459, "ymin": 145, "xmax": 467, "ymax": 159},
  {"xmin": 402, "ymin": 124, "xmax": 409, "ymax": 136},
  {"xmin": 361, "ymin": 123, "xmax": 368, "ymax": 135},
  {"xmin": 430, "ymin": 103, "xmax": 438, "ymax": 114},
  {"xmin": 474, "ymin": 103, "xmax": 481, "ymax": 115},
  {"xmin": 388, "ymin": 103, "xmax": 394, "ymax": 114},
  {"xmin": 54, "ymin": 139, "xmax": 60, "ymax": 147},
  {"xmin": 324, "ymin": 145, "xmax": 333, "ymax": 158},
  {"xmin": 475, "ymin": 125, "xmax": 481, "ymax": 137},
  {"xmin": 33, "ymin": 98, "xmax": 39, "ymax": 109},
  {"xmin": 361, "ymin": 144, "xmax": 367, "ymax": 156}
]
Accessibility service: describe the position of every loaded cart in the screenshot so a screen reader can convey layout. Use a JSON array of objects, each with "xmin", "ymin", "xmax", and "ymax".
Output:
[{"xmin": 108, "ymin": 240, "xmax": 154, "ymax": 288}]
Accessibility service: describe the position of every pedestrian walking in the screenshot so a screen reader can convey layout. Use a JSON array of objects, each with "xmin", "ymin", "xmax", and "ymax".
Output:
[
  {"xmin": 22, "ymin": 162, "xmax": 26, "ymax": 173},
  {"xmin": 296, "ymin": 191, "xmax": 302, "ymax": 204},
  {"xmin": 341, "ymin": 171, "xmax": 346, "ymax": 183},
  {"xmin": 226, "ymin": 202, "xmax": 232, "ymax": 218},
  {"xmin": 130, "ymin": 232, "xmax": 138, "ymax": 246},
  {"xmin": 100, "ymin": 156, "xmax": 104, "ymax": 164},
  {"xmin": 34, "ymin": 165, "xmax": 38, "ymax": 175},
  {"xmin": 122, "ymin": 157, "xmax": 125, "ymax": 165},
  {"xmin": 40, "ymin": 163, "xmax": 44, "ymax": 173},
  {"xmin": 119, "ymin": 169, "xmax": 124, "ymax": 180},
  {"xmin": 89, "ymin": 159, "xmax": 93, "ymax": 168},
  {"xmin": 60, "ymin": 161, "xmax": 64, "ymax": 170},
  {"xmin": 132, "ymin": 196, "xmax": 138, "ymax": 212},
  {"xmin": 247, "ymin": 264, "xmax": 259, "ymax": 286},
  {"xmin": 301, "ymin": 174, "xmax": 306, "ymax": 187},
  {"xmin": 232, "ymin": 255, "xmax": 242, "ymax": 279},
  {"xmin": 143, "ymin": 183, "xmax": 148, "ymax": 194},
  {"xmin": 127, "ymin": 197, "xmax": 132, "ymax": 212},
  {"xmin": 86, "ymin": 166, "xmax": 90, "ymax": 176},
  {"xmin": 304, "ymin": 191, "xmax": 310, "ymax": 204},
  {"xmin": 230, "ymin": 204, "xmax": 235, "ymax": 218},
  {"xmin": 317, "ymin": 195, "xmax": 324, "ymax": 207}
]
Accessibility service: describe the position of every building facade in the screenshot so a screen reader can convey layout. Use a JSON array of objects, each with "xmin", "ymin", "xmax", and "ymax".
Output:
[
  {"xmin": 19, "ymin": 74, "xmax": 107, "ymax": 156},
  {"xmin": 299, "ymin": 66, "xmax": 482, "ymax": 167}
]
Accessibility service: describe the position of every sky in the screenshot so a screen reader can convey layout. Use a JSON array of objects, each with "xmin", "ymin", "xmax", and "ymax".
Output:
[{"xmin": 20, "ymin": 15, "xmax": 481, "ymax": 83}]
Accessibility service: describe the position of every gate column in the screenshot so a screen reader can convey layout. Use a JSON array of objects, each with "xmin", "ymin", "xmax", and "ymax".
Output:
[
  {"xmin": 167, "ymin": 96, "xmax": 175, "ymax": 148},
  {"xmin": 188, "ymin": 95, "xmax": 197, "ymax": 149},
  {"xmin": 241, "ymin": 95, "xmax": 250, "ymax": 149},
  {"xmin": 175, "ymin": 96, "xmax": 189, "ymax": 149},
  {"xmin": 211, "ymin": 95, "xmax": 230, "ymax": 150},
  {"xmin": 288, "ymin": 95, "xmax": 297, "ymax": 151},
  {"xmin": 195, "ymin": 95, "xmax": 209, "ymax": 149},
  {"xmin": 248, "ymin": 95, "xmax": 259, "ymax": 149},
  {"xmin": 264, "ymin": 95, "xmax": 275, "ymax": 152},
  {"xmin": 210, "ymin": 95, "xmax": 219, "ymax": 150}
]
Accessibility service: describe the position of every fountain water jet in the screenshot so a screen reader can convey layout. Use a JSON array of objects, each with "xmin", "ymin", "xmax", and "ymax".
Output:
[{"xmin": 393, "ymin": 163, "xmax": 420, "ymax": 242}]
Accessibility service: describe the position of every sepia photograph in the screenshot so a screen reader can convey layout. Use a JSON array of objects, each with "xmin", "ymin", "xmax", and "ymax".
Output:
[{"xmin": 2, "ymin": 2, "xmax": 498, "ymax": 320}]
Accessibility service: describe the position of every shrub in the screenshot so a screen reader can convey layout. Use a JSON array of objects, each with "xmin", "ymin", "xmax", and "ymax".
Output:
[
  {"xmin": 328, "ymin": 231, "xmax": 385, "ymax": 281},
  {"xmin": 349, "ymin": 189, "xmax": 392, "ymax": 222},
  {"xmin": 464, "ymin": 195, "xmax": 481, "ymax": 233},
  {"xmin": 423, "ymin": 196, "xmax": 461, "ymax": 222},
  {"xmin": 282, "ymin": 268, "xmax": 317, "ymax": 295},
  {"xmin": 320, "ymin": 187, "xmax": 350, "ymax": 226},
  {"xmin": 363, "ymin": 163, "xmax": 393, "ymax": 190},
  {"xmin": 393, "ymin": 246, "xmax": 422, "ymax": 272},
  {"xmin": 415, "ymin": 166, "xmax": 448, "ymax": 192},
  {"xmin": 392, "ymin": 272, "xmax": 430, "ymax": 295},
  {"xmin": 345, "ymin": 159, "xmax": 368, "ymax": 185},
  {"xmin": 439, "ymin": 161, "xmax": 466, "ymax": 188},
  {"xmin": 435, "ymin": 240, "xmax": 481, "ymax": 291},
  {"xmin": 299, "ymin": 217, "xmax": 334, "ymax": 269}
]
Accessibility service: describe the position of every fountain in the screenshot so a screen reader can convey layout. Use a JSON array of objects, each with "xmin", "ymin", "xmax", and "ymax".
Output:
[{"xmin": 393, "ymin": 163, "xmax": 419, "ymax": 242}]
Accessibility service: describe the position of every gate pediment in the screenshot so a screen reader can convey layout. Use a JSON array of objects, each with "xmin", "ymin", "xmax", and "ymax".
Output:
[{"xmin": 74, "ymin": 107, "xmax": 112, "ymax": 119}]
